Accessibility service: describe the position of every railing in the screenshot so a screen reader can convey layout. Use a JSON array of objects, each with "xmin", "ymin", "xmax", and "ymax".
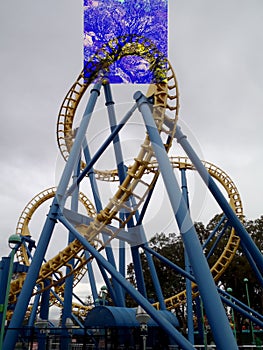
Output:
[{"xmin": 9, "ymin": 327, "xmax": 263, "ymax": 350}]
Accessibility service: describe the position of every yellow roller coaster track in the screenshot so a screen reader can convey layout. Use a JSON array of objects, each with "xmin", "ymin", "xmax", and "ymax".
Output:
[
  {"xmin": 8, "ymin": 35, "xmax": 179, "ymax": 313},
  {"xmin": 7, "ymin": 35, "xmax": 242, "ymax": 319},
  {"xmin": 15, "ymin": 187, "xmax": 96, "ymax": 266},
  {"xmin": 9, "ymin": 157, "xmax": 242, "ymax": 318},
  {"xmin": 8, "ymin": 187, "xmax": 96, "ymax": 320}
]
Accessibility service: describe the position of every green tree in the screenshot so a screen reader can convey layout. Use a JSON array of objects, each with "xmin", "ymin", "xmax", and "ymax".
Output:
[{"xmin": 126, "ymin": 214, "xmax": 263, "ymax": 329}]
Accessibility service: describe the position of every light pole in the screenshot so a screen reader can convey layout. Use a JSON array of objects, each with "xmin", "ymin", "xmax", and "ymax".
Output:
[
  {"xmin": 100, "ymin": 285, "xmax": 108, "ymax": 306},
  {"xmin": 136, "ymin": 305, "xmax": 150, "ymax": 350},
  {"xmin": 226, "ymin": 288, "xmax": 237, "ymax": 340},
  {"xmin": 0, "ymin": 234, "xmax": 22, "ymax": 350},
  {"xmin": 243, "ymin": 278, "xmax": 255, "ymax": 344}
]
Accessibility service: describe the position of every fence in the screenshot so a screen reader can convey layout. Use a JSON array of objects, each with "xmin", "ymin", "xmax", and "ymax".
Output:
[{"xmin": 9, "ymin": 327, "xmax": 263, "ymax": 350}]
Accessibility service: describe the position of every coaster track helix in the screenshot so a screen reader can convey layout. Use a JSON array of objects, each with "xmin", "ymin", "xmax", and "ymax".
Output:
[
  {"xmin": 8, "ymin": 34, "xmax": 242, "ymax": 321},
  {"xmin": 8, "ymin": 35, "xmax": 179, "ymax": 311},
  {"xmin": 10, "ymin": 158, "xmax": 242, "ymax": 318}
]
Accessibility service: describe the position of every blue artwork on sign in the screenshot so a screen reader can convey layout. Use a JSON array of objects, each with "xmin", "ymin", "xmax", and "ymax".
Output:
[{"xmin": 83, "ymin": 0, "xmax": 168, "ymax": 83}]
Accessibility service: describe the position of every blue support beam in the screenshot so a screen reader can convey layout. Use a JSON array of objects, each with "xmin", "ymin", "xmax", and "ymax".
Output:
[
  {"xmin": 131, "ymin": 246, "xmax": 147, "ymax": 298},
  {"xmin": 104, "ymin": 82, "xmax": 164, "ymax": 305},
  {"xmin": 206, "ymin": 221, "xmax": 229, "ymax": 260},
  {"xmin": 82, "ymin": 138, "xmax": 102, "ymax": 212},
  {"xmin": 81, "ymin": 139, "xmax": 124, "ymax": 305},
  {"xmin": 85, "ymin": 251, "xmax": 99, "ymax": 302},
  {"xmin": 66, "ymin": 102, "xmax": 138, "ymax": 197},
  {"xmin": 202, "ymin": 215, "xmax": 226, "ymax": 250},
  {"xmin": 3, "ymin": 84, "xmax": 102, "ymax": 350},
  {"xmin": 39, "ymin": 280, "xmax": 50, "ymax": 321},
  {"xmin": 0, "ymin": 257, "xmax": 10, "ymax": 329},
  {"xmin": 28, "ymin": 293, "xmax": 41, "ymax": 328},
  {"xmin": 97, "ymin": 263, "xmax": 117, "ymax": 304},
  {"xmin": 180, "ymin": 168, "xmax": 195, "ymax": 344},
  {"xmin": 174, "ymin": 125, "xmax": 263, "ymax": 276},
  {"xmin": 49, "ymin": 289, "xmax": 84, "ymax": 328},
  {"xmin": 56, "ymin": 83, "xmax": 102, "ymax": 206},
  {"xmin": 103, "ymin": 81, "xmax": 127, "ymax": 285},
  {"xmin": 3, "ymin": 205, "xmax": 59, "ymax": 350},
  {"xmin": 134, "ymin": 91, "xmax": 238, "ymax": 350},
  {"xmin": 60, "ymin": 159, "xmax": 80, "ymax": 350},
  {"xmin": 144, "ymin": 248, "xmax": 166, "ymax": 310},
  {"xmin": 239, "ymin": 240, "xmax": 263, "ymax": 287},
  {"xmin": 143, "ymin": 244, "xmax": 263, "ymax": 328},
  {"xmin": 58, "ymin": 213, "xmax": 196, "ymax": 350},
  {"xmin": 103, "ymin": 81, "xmax": 127, "ymax": 184},
  {"xmin": 133, "ymin": 177, "xmax": 167, "ymax": 310}
]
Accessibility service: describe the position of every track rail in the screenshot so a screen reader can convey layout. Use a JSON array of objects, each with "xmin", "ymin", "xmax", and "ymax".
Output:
[
  {"xmin": 9, "ymin": 157, "xmax": 242, "ymax": 316},
  {"xmin": 151, "ymin": 156, "xmax": 242, "ymax": 310},
  {"xmin": 8, "ymin": 34, "xmax": 242, "ymax": 318},
  {"xmin": 9, "ymin": 35, "xmax": 179, "ymax": 310}
]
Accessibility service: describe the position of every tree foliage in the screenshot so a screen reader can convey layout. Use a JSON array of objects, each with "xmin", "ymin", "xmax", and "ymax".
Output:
[{"xmin": 126, "ymin": 214, "xmax": 263, "ymax": 328}]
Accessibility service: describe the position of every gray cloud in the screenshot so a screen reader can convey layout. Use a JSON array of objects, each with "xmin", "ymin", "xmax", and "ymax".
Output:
[{"xmin": 0, "ymin": 1, "xmax": 262, "ymax": 267}]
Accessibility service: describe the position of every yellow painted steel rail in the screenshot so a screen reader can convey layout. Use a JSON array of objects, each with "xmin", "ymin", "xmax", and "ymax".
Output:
[
  {"xmin": 7, "ymin": 35, "xmax": 243, "ymax": 319},
  {"xmin": 9, "ymin": 35, "xmax": 179, "ymax": 314},
  {"xmin": 9, "ymin": 158, "xmax": 242, "ymax": 317}
]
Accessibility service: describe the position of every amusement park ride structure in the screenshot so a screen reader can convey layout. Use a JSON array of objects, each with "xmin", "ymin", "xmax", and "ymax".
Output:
[{"xmin": 0, "ymin": 34, "xmax": 263, "ymax": 350}]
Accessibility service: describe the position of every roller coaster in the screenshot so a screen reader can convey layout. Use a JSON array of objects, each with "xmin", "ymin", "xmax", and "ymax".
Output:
[{"xmin": 0, "ymin": 34, "xmax": 263, "ymax": 350}]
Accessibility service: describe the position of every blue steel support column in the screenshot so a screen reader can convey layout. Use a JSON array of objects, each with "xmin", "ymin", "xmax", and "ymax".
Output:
[
  {"xmin": 81, "ymin": 150, "xmax": 124, "ymax": 306},
  {"xmin": 61, "ymin": 159, "xmax": 80, "ymax": 350},
  {"xmin": 82, "ymin": 155, "xmax": 126, "ymax": 303},
  {"xmin": 65, "ymin": 98, "xmax": 138, "ymax": 305},
  {"xmin": 104, "ymin": 82, "xmax": 154, "ymax": 302},
  {"xmin": 104, "ymin": 81, "xmax": 128, "ymax": 298},
  {"xmin": 240, "ymin": 241, "xmax": 263, "ymax": 287},
  {"xmin": 3, "ymin": 85, "xmax": 102, "ymax": 350},
  {"xmin": 81, "ymin": 97, "xmax": 125, "ymax": 304},
  {"xmin": 180, "ymin": 168, "xmax": 195, "ymax": 344},
  {"xmin": 206, "ymin": 222, "xmax": 229, "ymax": 260},
  {"xmin": 174, "ymin": 125, "xmax": 263, "ymax": 276},
  {"xmin": 101, "ymin": 106, "xmax": 166, "ymax": 307},
  {"xmin": 220, "ymin": 290, "xmax": 263, "ymax": 327},
  {"xmin": 58, "ymin": 214, "xmax": 196, "ymax": 350},
  {"xmin": 82, "ymin": 139, "xmax": 102, "ymax": 211},
  {"xmin": 39, "ymin": 281, "xmax": 50, "ymax": 321},
  {"xmin": 0, "ymin": 256, "xmax": 13, "ymax": 350},
  {"xmin": 144, "ymin": 249, "xmax": 166, "ymax": 310},
  {"xmin": 131, "ymin": 246, "xmax": 148, "ymax": 298},
  {"xmin": 97, "ymin": 263, "xmax": 117, "ymax": 303},
  {"xmin": 59, "ymin": 82, "xmax": 123, "ymax": 306},
  {"xmin": 119, "ymin": 235, "xmax": 126, "ymax": 278},
  {"xmin": 134, "ymin": 91, "xmax": 238, "ymax": 350},
  {"xmin": 56, "ymin": 83, "xmax": 102, "ymax": 205},
  {"xmin": 103, "ymin": 81, "xmax": 126, "ymax": 182},
  {"xmin": 28, "ymin": 293, "xmax": 41, "ymax": 327},
  {"xmin": 4, "ymin": 205, "xmax": 58, "ymax": 350},
  {"xmin": 103, "ymin": 82, "xmax": 127, "ymax": 279},
  {"xmin": 131, "ymin": 205, "xmax": 165, "ymax": 305},
  {"xmin": 143, "ymin": 244, "xmax": 263, "ymax": 328},
  {"xmin": 135, "ymin": 182, "xmax": 167, "ymax": 310},
  {"xmin": 67, "ymin": 102, "xmax": 138, "ymax": 196},
  {"xmin": 0, "ymin": 257, "xmax": 10, "ymax": 330},
  {"xmin": 84, "ymin": 251, "xmax": 99, "ymax": 302},
  {"xmin": 38, "ymin": 281, "xmax": 50, "ymax": 350},
  {"xmin": 202, "ymin": 215, "xmax": 226, "ymax": 250},
  {"xmin": 82, "ymin": 140, "xmax": 125, "ymax": 306}
]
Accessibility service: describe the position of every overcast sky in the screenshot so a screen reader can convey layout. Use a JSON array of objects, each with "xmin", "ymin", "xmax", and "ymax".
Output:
[{"xmin": 0, "ymin": 1, "xmax": 263, "ymax": 306}]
